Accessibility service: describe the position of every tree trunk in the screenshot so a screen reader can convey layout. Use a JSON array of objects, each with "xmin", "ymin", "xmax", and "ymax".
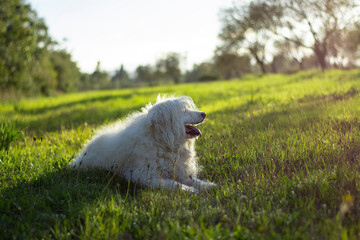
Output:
[
  {"xmin": 252, "ymin": 53, "xmax": 267, "ymax": 74},
  {"xmin": 299, "ymin": 60, "xmax": 304, "ymax": 71},
  {"xmin": 314, "ymin": 43, "xmax": 327, "ymax": 71},
  {"xmin": 257, "ymin": 59, "xmax": 267, "ymax": 74},
  {"xmin": 250, "ymin": 47, "xmax": 267, "ymax": 74},
  {"xmin": 271, "ymin": 61, "xmax": 277, "ymax": 73},
  {"xmin": 294, "ymin": 58, "xmax": 304, "ymax": 71}
]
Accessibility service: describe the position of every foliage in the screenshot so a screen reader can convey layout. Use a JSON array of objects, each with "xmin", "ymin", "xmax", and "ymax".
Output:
[
  {"xmin": 132, "ymin": 53, "xmax": 184, "ymax": 86},
  {"xmin": 214, "ymin": 52, "xmax": 252, "ymax": 78},
  {"xmin": 219, "ymin": 1, "xmax": 276, "ymax": 73},
  {"xmin": 1, "ymin": 70, "xmax": 360, "ymax": 239},
  {"xmin": 185, "ymin": 62, "xmax": 220, "ymax": 82},
  {"xmin": 0, "ymin": 0, "xmax": 82, "ymax": 97},
  {"xmin": 79, "ymin": 61, "xmax": 110, "ymax": 90},
  {"xmin": 0, "ymin": 0, "xmax": 52, "ymax": 94},
  {"xmin": 340, "ymin": 23, "xmax": 360, "ymax": 66},
  {"xmin": 111, "ymin": 64, "xmax": 131, "ymax": 88},
  {"xmin": 135, "ymin": 64, "xmax": 157, "ymax": 86},
  {"xmin": 30, "ymin": 48, "xmax": 57, "ymax": 95},
  {"xmin": 220, "ymin": 0, "xmax": 360, "ymax": 72},
  {"xmin": 156, "ymin": 52, "xmax": 182, "ymax": 84},
  {"xmin": 50, "ymin": 50, "xmax": 81, "ymax": 92},
  {"xmin": 2, "ymin": 0, "xmax": 360, "ymax": 98},
  {"xmin": 0, "ymin": 120, "xmax": 22, "ymax": 151}
]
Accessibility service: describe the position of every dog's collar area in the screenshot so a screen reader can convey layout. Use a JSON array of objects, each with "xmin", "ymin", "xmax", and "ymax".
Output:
[{"xmin": 186, "ymin": 125, "xmax": 202, "ymax": 138}]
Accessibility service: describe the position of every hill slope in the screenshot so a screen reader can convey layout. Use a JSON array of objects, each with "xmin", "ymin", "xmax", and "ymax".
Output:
[{"xmin": 1, "ymin": 70, "xmax": 360, "ymax": 239}]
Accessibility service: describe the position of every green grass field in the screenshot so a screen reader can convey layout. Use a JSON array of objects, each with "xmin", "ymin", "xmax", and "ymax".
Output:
[{"xmin": 1, "ymin": 69, "xmax": 360, "ymax": 239}]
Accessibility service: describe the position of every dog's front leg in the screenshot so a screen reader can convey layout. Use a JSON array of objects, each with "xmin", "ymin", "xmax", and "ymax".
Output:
[
  {"xmin": 122, "ymin": 169, "xmax": 198, "ymax": 193},
  {"xmin": 183, "ymin": 177, "xmax": 217, "ymax": 190},
  {"xmin": 149, "ymin": 178, "xmax": 199, "ymax": 194}
]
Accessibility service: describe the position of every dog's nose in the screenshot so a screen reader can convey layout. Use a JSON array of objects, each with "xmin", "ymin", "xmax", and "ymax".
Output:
[{"xmin": 201, "ymin": 112, "xmax": 206, "ymax": 118}]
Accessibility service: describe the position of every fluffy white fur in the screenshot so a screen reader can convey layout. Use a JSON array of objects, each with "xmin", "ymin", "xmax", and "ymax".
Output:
[{"xmin": 71, "ymin": 95, "xmax": 216, "ymax": 193}]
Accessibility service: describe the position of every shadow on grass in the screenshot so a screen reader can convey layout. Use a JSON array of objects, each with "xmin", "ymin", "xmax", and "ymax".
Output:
[
  {"xmin": 209, "ymin": 87, "xmax": 359, "ymax": 135},
  {"xmin": 16, "ymin": 92, "xmax": 135, "ymax": 115},
  {"xmin": 298, "ymin": 88, "xmax": 358, "ymax": 104},
  {"xmin": 10, "ymin": 90, "xmax": 161, "ymax": 133},
  {"xmin": 1, "ymin": 165, "xmax": 143, "ymax": 239},
  {"xmin": 200, "ymin": 88, "xmax": 360, "ymax": 182},
  {"xmin": 23, "ymin": 102, "xmax": 146, "ymax": 133},
  {"xmin": 18, "ymin": 89, "xmax": 258, "ymax": 133}
]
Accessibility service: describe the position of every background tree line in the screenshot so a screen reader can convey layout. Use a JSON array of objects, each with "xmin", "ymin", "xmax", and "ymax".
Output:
[
  {"xmin": 1, "ymin": 0, "xmax": 360, "ymax": 98},
  {"xmin": 218, "ymin": 0, "xmax": 360, "ymax": 73},
  {"xmin": 0, "ymin": 0, "xmax": 80, "ymax": 97}
]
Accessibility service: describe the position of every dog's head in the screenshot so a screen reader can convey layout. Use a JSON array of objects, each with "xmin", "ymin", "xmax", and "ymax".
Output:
[{"xmin": 146, "ymin": 95, "xmax": 206, "ymax": 150}]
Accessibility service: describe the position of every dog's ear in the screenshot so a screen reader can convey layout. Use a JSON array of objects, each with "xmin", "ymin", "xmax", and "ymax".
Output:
[{"xmin": 147, "ymin": 104, "xmax": 176, "ymax": 150}]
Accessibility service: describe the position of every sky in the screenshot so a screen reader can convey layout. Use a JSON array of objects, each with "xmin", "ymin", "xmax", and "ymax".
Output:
[{"xmin": 28, "ymin": 0, "xmax": 232, "ymax": 73}]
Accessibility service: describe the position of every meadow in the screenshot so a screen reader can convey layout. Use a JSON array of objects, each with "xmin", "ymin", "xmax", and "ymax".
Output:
[{"xmin": 1, "ymin": 69, "xmax": 360, "ymax": 239}]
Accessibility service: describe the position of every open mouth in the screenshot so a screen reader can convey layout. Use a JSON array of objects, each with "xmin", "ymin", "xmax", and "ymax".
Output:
[{"xmin": 186, "ymin": 125, "xmax": 202, "ymax": 138}]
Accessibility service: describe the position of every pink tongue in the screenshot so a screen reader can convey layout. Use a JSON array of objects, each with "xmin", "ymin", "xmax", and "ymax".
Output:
[{"xmin": 186, "ymin": 125, "xmax": 202, "ymax": 137}]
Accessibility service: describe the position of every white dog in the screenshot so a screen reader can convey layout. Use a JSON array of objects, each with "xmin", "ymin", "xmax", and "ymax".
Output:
[{"xmin": 71, "ymin": 95, "xmax": 216, "ymax": 193}]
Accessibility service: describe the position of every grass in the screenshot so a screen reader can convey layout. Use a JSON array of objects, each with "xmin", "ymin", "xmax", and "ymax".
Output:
[{"xmin": 1, "ymin": 69, "xmax": 360, "ymax": 239}]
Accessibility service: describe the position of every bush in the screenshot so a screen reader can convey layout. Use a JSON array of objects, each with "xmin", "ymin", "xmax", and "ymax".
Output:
[
  {"xmin": 199, "ymin": 73, "xmax": 220, "ymax": 82},
  {"xmin": 0, "ymin": 121, "xmax": 22, "ymax": 151}
]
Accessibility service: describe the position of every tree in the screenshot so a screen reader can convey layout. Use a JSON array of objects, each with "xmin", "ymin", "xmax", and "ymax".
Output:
[
  {"xmin": 275, "ymin": 0, "xmax": 359, "ymax": 70},
  {"xmin": 330, "ymin": 23, "xmax": 360, "ymax": 67},
  {"xmin": 0, "ymin": 0, "xmax": 53, "ymax": 93},
  {"xmin": 30, "ymin": 49, "xmax": 57, "ymax": 95},
  {"xmin": 89, "ymin": 61, "xmax": 110, "ymax": 89},
  {"xmin": 135, "ymin": 65, "xmax": 156, "ymax": 86},
  {"xmin": 273, "ymin": 40, "xmax": 307, "ymax": 71},
  {"xmin": 111, "ymin": 64, "xmax": 130, "ymax": 88},
  {"xmin": 219, "ymin": 1, "xmax": 280, "ymax": 73},
  {"xmin": 220, "ymin": 0, "xmax": 360, "ymax": 71},
  {"xmin": 185, "ymin": 62, "xmax": 220, "ymax": 82},
  {"xmin": 79, "ymin": 73, "xmax": 91, "ymax": 91},
  {"xmin": 156, "ymin": 53, "xmax": 182, "ymax": 83},
  {"xmin": 214, "ymin": 52, "xmax": 252, "ymax": 78},
  {"xmin": 0, "ymin": 0, "xmax": 83, "ymax": 96},
  {"xmin": 50, "ymin": 50, "xmax": 80, "ymax": 92}
]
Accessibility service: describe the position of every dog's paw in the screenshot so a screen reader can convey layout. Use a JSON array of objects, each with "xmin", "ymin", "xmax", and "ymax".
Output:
[
  {"xmin": 202, "ymin": 181, "xmax": 217, "ymax": 189},
  {"xmin": 181, "ymin": 185, "xmax": 199, "ymax": 194}
]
